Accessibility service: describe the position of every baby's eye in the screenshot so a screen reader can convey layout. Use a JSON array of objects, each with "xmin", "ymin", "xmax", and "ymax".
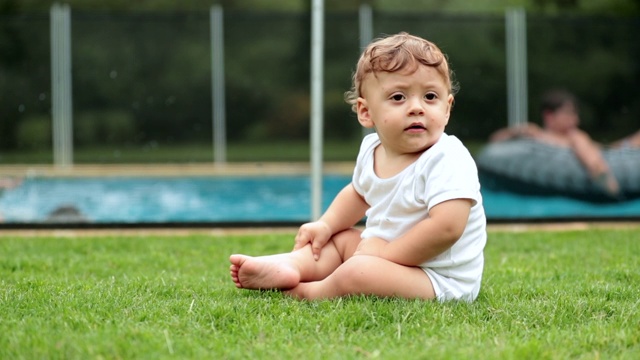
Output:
[
  {"xmin": 425, "ymin": 92, "xmax": 438, "ymax": 100},
  {"xmin": 391, "ymin": 94, "xmax": 405, "ymax": 101}
]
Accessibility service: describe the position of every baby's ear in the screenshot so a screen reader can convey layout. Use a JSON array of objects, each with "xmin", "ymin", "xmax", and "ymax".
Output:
[
  {"xmin": 357, "ymin": 98, "xmax": 374, "ymax": 128},
  {"xmin": 445, "ymin": 94, "xmax": 454, "ymax": 120}
]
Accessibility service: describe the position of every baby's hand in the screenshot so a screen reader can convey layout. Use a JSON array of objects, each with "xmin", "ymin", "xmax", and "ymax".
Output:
[
  {"xmin": 293, "ymin": 221, "xmax": 333, "ymax": 261},
  {"xmin": 354, "ymin": 237, "xmax": 388, "ymax": 258}
]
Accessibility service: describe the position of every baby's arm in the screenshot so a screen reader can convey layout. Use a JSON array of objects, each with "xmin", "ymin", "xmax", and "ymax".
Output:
[
  {"xmin": 294, "ymin": 183, "xmax": 368, "ymax": 259},
  {"xmin": 356, "ymin": 199, "xmax": 471, "ymax": 266}
]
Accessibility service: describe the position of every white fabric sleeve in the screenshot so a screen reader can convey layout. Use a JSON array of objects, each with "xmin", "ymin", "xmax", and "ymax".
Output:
[{"xmin": 417, "ymin": 140, "xmax": 481, "ymax": 210}]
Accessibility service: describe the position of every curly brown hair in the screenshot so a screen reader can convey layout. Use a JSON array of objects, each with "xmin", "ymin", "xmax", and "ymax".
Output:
[{"xmin": 344, "ymin": 32, "xmax": 458, "ymax": 113}]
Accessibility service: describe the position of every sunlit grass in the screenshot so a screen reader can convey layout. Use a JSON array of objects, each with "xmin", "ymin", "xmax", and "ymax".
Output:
[{"xmin": 1, "ymin": 227, "xmax": 638, "ymax": 359}]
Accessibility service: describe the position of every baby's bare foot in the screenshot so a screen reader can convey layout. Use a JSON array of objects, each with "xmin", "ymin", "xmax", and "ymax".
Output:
[{"xmin": 229, "ymin": 254, "xmax": 301, "ymax": 290}]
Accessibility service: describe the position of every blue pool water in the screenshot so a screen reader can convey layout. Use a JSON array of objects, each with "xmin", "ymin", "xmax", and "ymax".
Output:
[{"xmin": 1, "ymin": 176, "xmax": 640, "ymax": 224}]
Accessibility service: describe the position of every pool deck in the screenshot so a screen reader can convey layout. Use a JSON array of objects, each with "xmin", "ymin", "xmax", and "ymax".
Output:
[{"xmin": 0, "ymin": 162, "xmax": 356, "ymax": 178}]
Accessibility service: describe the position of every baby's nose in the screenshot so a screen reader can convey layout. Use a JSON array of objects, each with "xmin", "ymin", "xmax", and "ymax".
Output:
[{"xmin": 408, "ymin": 98, "xmax": 425, "ymax": 115}]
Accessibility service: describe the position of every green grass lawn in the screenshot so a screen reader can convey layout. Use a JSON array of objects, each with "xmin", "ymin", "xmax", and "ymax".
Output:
[
  {"xmin": 1, "ymin": 227, "xmax": 638, "ymax": 359},
  {"xmin": 0, "ymin": 141, "xmax": 363, "ymax": 164}
]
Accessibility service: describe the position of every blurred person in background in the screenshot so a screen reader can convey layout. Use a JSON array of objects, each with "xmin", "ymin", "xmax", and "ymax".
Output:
[{"xmin": 489, "ymin": 89, "xmax": 640, "ymax": 196}]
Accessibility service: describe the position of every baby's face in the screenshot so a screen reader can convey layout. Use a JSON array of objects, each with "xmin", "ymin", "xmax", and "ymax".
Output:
[{"xmin": 357, "ymin": 64, "xmax": 453, "ymax": 156}]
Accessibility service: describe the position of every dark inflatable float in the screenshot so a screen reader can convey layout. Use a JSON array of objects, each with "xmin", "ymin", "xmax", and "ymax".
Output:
[{"xmin": 476, "ymin": 139, "xmax": 640, "ymax": 203}]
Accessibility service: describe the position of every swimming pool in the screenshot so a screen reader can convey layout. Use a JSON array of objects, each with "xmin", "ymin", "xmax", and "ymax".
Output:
[{"xmin": 1, "ymin": 175, "xmax": 640, "ymax": 225}]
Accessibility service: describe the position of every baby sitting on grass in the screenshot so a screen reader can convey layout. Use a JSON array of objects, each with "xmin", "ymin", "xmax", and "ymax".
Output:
[{"xmin": 230, "ymin": 32, "xmax": 486, "ymax": 302}]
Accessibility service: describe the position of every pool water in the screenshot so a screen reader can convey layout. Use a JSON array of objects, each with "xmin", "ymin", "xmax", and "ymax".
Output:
[{"xmin": 1, "ymin": 176, "xmax": 639, "ymax": 224}]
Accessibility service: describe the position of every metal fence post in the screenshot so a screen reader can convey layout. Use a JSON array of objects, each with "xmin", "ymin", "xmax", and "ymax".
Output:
[
  {"xmin": 310, "ymin": 0, "xmax": 324, "ymax": 221},
  {"xmin": 359, "ymin": 3, "xmax": 374, "ymax": 137},
  {"xmin": 51, "ymin": 3, "xmax": 73, "ymax": 168},
  {"xmin": 211, "ymin": 5, "xmax": 226, "ymax": 165},
  {"xmin": 505, "ymin": 7, "xmax": 528, "ymax": 128}
]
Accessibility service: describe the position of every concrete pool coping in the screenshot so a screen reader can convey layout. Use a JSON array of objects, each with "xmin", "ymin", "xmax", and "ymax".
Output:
[{"xmin": 0, "ymin": 162, "xmax": 356, "ymax": 178}]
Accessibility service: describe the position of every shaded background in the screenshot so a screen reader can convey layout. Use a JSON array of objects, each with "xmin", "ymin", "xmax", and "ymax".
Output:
[{"xmin": 1, "ymin": 0, "xmax": 639, "ymax": 163}]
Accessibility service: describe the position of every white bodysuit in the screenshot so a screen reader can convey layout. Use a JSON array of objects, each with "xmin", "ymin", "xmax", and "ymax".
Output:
[{"xmin": 352, "ymin": 133, "xmax": 487, "ymax": 302}]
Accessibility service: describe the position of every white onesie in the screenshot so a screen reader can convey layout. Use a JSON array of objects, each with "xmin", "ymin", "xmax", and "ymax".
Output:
[{"xmin": 352, "ymin": 133, "xmax": 487, "ymax": 302}]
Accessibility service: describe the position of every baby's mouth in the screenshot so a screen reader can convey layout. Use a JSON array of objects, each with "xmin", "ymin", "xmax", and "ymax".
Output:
[{"xmin": 405, "ymin": 123, "xmax": 426, "ymax": 131}]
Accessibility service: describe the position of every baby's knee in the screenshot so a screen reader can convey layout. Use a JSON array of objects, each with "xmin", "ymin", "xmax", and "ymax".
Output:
[
  {"xmin": 331, "ymin": 228, "xmax": 362, "ymax": 244},
  {"xmin": 332, "ymin": 256, "xmax": 376, "ymax": 289},
  {"xmin": 330, "ymin": 228, "xmax": 363, "ymax": 256}
]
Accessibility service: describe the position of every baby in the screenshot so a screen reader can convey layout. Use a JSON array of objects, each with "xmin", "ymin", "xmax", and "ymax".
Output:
[{"xmin": 230, "ymin": 32, "xmax": 486, "ymax": 302}]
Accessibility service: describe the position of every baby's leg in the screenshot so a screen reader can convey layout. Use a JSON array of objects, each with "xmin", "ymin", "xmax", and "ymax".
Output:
[
  {"xmin": 285, "ymin": 255, "xmax": 436, "ymax": 300},
  {"xmin": 229, "ymin": 228, "xmax": 362, "ymax": 290}
]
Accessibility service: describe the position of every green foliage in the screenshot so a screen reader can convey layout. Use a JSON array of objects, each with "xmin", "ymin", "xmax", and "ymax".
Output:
[
  {"xmin": 2, "ymin": 0, "xmax": 639, "ymax": 14},
  {"xmin": 1, "ymin": 4, "xmax": 639, "ymax": 158},
  {"xmin": 0, "ymin": 227, "xmax": 639, "ymax": 358},
  {"xmin": 526, "ymin": 16, "xmax": 640, "ymax": 139},
  {"xmin": 16, "ymin": 114, "xmax": 51, "ymax": 149},
  {"xmin": 74, "ymin": 110, "xmax": 136, "ymax": 146}
]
